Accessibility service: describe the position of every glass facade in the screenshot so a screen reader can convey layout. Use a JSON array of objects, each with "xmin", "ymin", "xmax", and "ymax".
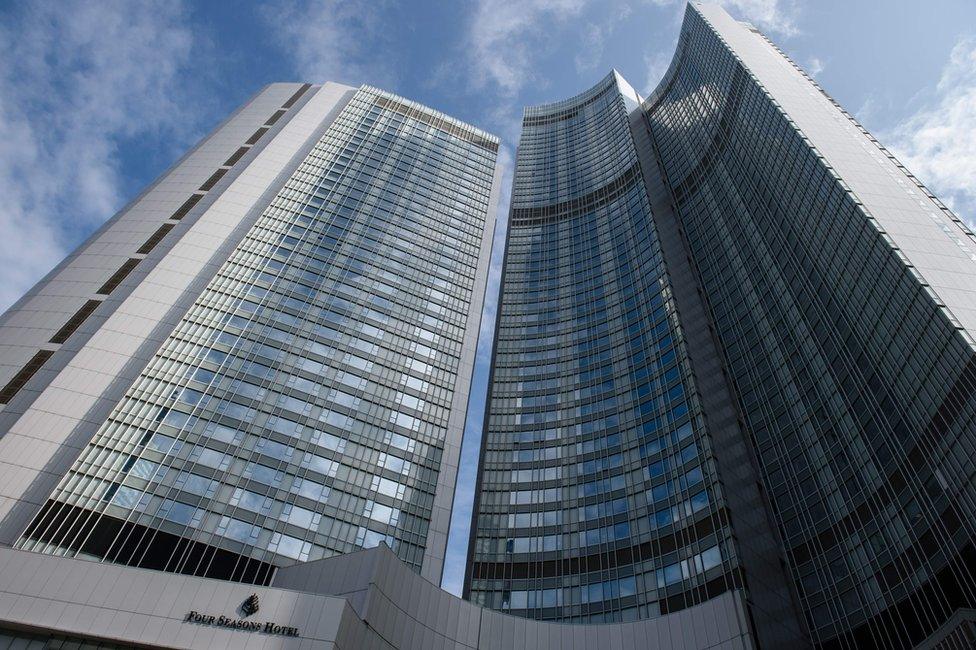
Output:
[
  {"xmin": 466, "ymin": 72, "xmax": 741, "ymax": 623},
  {"xmin": 638, "ymin": 5, "xmax": 976, "ymax": 649},
  {"xmin": 468, "ymin": 5, "xmax": 976, "ymax": 647},
  {"xmin": 18, "ymin": 85, "xmax": 498, "ymax": 583}
]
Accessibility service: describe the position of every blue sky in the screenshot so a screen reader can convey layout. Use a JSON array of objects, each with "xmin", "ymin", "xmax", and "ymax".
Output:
[{"xmin": 1, "ymin": 0, "xmax": 975, "ymax": 595}]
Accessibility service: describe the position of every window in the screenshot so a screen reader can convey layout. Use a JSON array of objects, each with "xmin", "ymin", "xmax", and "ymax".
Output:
[
  {"xmin": 181, "ymin": 473, "xmax": 216, "ymax": 497},
  {"xmin": 510, "ymin": 591, "xmax": 528, "ymax": 609},
  {"xmin": 111, "ymin": 486, "xmax": 144, "ymax": 509},
  {"xmin": 700, "ymin": 545, "xmax": 722, "ymax": 571},
  {"xmin": 221, "ymin": 517, "xmax": 258, "ymax": 543},
  {"xmin": 196, "ymin": 448, "xmax": 226, "ymax": 469},
  {"xmin": 284, "ymin": 504, "xmax": 317, "ymax": 528},
  {"xmin": 657, "ymin": 562, "xmax": 682, "ymax": 587},
  {"xmin": 160, "ymin": 500, "xmax": 196, "ymax": 526}
]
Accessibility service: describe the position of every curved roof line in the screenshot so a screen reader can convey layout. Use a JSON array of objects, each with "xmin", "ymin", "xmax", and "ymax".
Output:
[{"xmin": 522, "ymin": 70, "xmax": 619, "ymax": 118}]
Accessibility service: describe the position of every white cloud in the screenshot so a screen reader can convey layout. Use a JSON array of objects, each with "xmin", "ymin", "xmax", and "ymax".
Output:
[
  {"xmin": 643, "ymin": 49, "xmax": 674, "ymax": 96},
  {"xmin": 855, "ymin": 94, "xmax": 878, "ymax": 125},
  {"xmin": 654, "ymin": 0, "xmax": 798, "ymax": 37},
  {"xmin": 885, "ymin": 36, "xmax": 976, "ymax": 226},
  {"xmin": 807, "ymin": 56, "xmax": 824, "ymax": 77},
  {"xmin": 720, "ymin": 0, "xmax": 799, "ymax": 37},
  {"xmin": 468, "ymin": 0, "xmax": 589, "ymax": 97},
  {"xmin": 263, "ymin": 0, "xmax": 395, "ymax": 89},
  {"xmin": 0, "ymin": 1, "xmax": 206, "ymax": 312},
  {"xmin": 456, "ymin": 0, "xmax": 604, "ymax": 156},
  {"xmin": 576, "ymin": 23, "xmax": 608, "ymax": 74},
  {"xmin": 574, "ymin": 5, "xmax": 633, "ymax": 75}
]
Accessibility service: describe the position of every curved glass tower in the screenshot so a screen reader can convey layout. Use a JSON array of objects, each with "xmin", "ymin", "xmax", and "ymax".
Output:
[
  {"xmin": 468, "ymin": 4, "xmax": 976, "ymax": 650},
  {"xmin": 638, "ymin": 6, "xmax": 976, "ymax": 649},
  {"xmin": 465, "ymin": 71, "xmax": 750, "ymax": 625}
]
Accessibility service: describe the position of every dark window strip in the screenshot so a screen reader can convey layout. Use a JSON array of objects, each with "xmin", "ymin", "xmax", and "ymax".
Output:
[
  {"xmin": 470, "ymin": 507, "xmax": 725, "ymax": 580},
  {"xmin": 96, "ymin": 259, "xmax": 140, "ymax": 295},
  {"xmin": 787, "ymin": 354, "xmax": 976, "ymax": 568},
  {"xmin": 281, "ymin": 83, "xmax": 312, "ymax": 109},
  {"xmin": 171, "ymin": 193, "xmax": 203, "ymax": 221},
  {"xmin": 264, "ymin": 109, "xmax": 287, "ymax": 126},
  {"xmin": 136, "ymin": 224, "xmax": 175, "ymax": 255},
  {"xmin": 524, "ymin": 107, "xmax": 581, "ymax": 127},
  {"xmin": 523, "ymin": 80, "xmax": 616, "ymax": 127},
  {"xmin": 223, "ymin": 146, "xmax": 249, "ymax": 167},
  {"xmin": 245, "ymin": 127, "xmax": 269, "ymax": 146},
  {"xmin": 198, "ymin": 168, "xmax": 228, "ymax": 192},
  {"xmin": 0, "ymin": 350, "xmax": 54, "ymax": 404},
  {"xmin": 923, "ymin": 354, "xmax": 976, "ymax": 442},
  {"xmin": 50, "ymin": 300, "xmax": 102, "ymax": 344},
  {"xmin": 511, "ymin": 163, "xmax": 641, "ymax": 226},
  {"xmin": 23, "ymin": 499, "xmax": 275, "ymax": 585}
]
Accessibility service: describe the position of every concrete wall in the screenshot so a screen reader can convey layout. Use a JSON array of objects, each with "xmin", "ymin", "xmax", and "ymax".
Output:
[{"xmin": 0, "ymin": 544, "xmax": 755, "ymax": 650}]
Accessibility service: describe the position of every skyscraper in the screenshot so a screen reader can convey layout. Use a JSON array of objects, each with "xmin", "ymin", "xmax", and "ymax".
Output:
[
  {"xmin": 466, "ymin": 67, "xmax": 751, "ymax": 622},
  {"xmin": 468, "ymin": 3, "xmax": 976, "ymax": 649},
  {"xmin": 0, "ymin": 80, "xmax": 501, "ymax": 587}
]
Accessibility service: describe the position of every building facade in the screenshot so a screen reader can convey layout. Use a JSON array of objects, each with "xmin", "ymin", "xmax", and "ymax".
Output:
[
  {"xmin": 0, "ymin": 80, "xmax": 500, "ymax": 588},
  {"xmin": 465, "ymin": 68, "xmax": 764, "ymax": 628},
  {"xmin": 468, "ymin": 3, "xmax": 976, "ymax": 650}
]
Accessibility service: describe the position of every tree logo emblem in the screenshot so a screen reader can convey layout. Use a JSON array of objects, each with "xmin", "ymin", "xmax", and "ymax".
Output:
[{"xmin": 241, "ymin": 593, "xmax": 260, "ymax": 617}]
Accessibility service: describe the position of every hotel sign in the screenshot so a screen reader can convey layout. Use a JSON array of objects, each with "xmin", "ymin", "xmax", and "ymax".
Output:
[{"xmin": 185, "ymin": 594, "xmax": 300, "ymax": 637}]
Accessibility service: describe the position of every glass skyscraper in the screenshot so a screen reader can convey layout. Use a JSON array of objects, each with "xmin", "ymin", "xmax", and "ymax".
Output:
[
  {"xmin": 466, "ymin": 69, "xmax": 746, "ymax": 624},
  {"xmin": 468, "ymin": 3, "xmax": 976, "ymax": 649},
  {"xmin": 0, "ymin": 81, "xmax": 500, "ymax": 587}
]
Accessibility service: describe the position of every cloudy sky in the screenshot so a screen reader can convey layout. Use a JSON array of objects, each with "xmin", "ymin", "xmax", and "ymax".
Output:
[{"xmin": 1, "ymin": 0, "xmax": 975, "ymax": 594}]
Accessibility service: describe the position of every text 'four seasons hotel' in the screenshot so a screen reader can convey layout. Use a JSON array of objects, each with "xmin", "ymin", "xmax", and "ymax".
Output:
[{"xmin": 0, "ymin": 4, "xmax": 975, "ymax": 650}]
